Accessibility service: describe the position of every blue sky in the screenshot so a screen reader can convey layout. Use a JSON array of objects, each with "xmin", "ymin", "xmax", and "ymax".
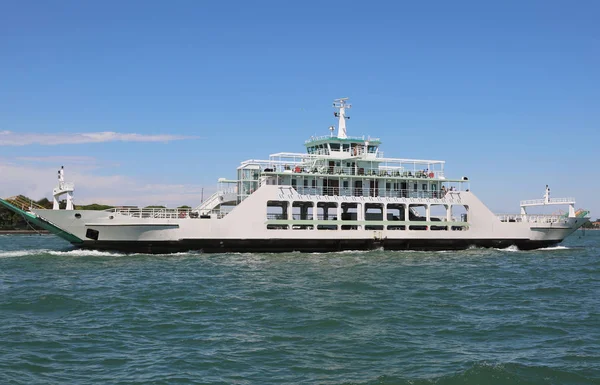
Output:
[{"xmin": 0, "ymin": 0, "xmax": 598, "ymax": 216}]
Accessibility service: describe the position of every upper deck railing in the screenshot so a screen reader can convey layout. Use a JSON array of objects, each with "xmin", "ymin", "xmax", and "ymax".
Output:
[
  {"xmin": 107, "ymin": 207, "xmax": 227, "ymax": 219},
  {"xmin": 291, "ymin": 187, "xmax": 454, "ymax": 199},
  {"xmin": 305, "ymin": 135, "xmax": 381, "ymax": 144},
  {"xmin": 263, "ymin": 165, "xmax": 445, "ymax": 179},
  {"xmin": 520, "ymin": 197, "xmax": 575, "ymax": 206},
  {"xmin": 497, "ymin": 214, "xmax": 568, "ymax": 224},
  {"xmin": 56, "ymin": 182, "xmax": 75, "ymax": 191}
]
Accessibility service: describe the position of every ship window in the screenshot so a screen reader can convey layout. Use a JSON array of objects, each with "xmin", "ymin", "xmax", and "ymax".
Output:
[
  {"xmin": 430, "ymin": 204, "xmax": 448, "ymax": 231},
  {"xmin": 451, "ymin": 205, "xmax": 469, "ymax": 231},
  {"xmin": 85, "ymin": 228, "xmax": 99, "ymax": 240},
  {"xmin": 367, "ymin": 145, "xmax": 377, "ymax": 153},
  {"xmin": 330, "ymin": 143, "xmax": 340, "ymax": 151},
  {"xmin": 266, "ymin": 200, "xmax": 288, "ymax": 220},
  {"xmin": 267, "ymin": 224, "xmax": 289, "ymax": 230},
  {"xmin": 304, "ymin": 179, "xmax": 309, "ymax": 187},
  {"xmin": 292, "ymin": 201, "xmax": 313, "ymax": 220},
  {"xmin": 354, "ymin": 180, "xmax": 363, "ymax": 196},
  {"xmin": 408, "ymin": 204, "xmax": 427, "ymax": 231},
  {"xmin": 317, "ymin": 224, "xmax": 337, "ymax": 230},
  {"xmin": 341, "ymin": 202, "xmax": 360, "ymax": 230},
  {"xmin": 343, "ymin": 144, "xmax": 350, "ymax": 152},
  {"xmin": 291, "ymin": 179, "xmax": 297, "ymax": 188},
  {"xmin": 292, "ymin": 225, "xmax": 313, "ymax": 230},
  {"xmin": 365, "ymin": 203, "xmax": 384, "ymax": 230},
  {"xmin": 317, "ymin": 202, "xmax": 337, "ymax": 221},
  {"xmin": 387, "ymin": 204, "xmax": 405, "ymax": 230}
]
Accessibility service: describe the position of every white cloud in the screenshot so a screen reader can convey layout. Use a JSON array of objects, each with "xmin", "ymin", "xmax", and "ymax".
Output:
[
  {"xmin": 0, "ymin": 162, "xmax": 213, "ymax": 207},
  {"xmin": 0, "ymin": 131, "xmax": 195, "ymax": 146}
]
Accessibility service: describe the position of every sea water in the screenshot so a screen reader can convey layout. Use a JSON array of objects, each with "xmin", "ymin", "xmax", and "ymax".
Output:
[{"xmin": 0, "ymin": 232, "xmax": 599, "ymax": 384}]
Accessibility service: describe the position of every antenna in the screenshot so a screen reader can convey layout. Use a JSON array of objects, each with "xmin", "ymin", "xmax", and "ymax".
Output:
[{"xmin": 329, "ymin": 125, "xmax": 335, "ymax": 137}]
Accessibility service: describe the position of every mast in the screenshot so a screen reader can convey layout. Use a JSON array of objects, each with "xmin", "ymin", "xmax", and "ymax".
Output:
[
  {"xmin": 333, "ymin": 97, "xmax": 351, "ymax": 139},
  {"xmin": 53, "ymin": 166, "xmax": 75, "ymax": 210}
]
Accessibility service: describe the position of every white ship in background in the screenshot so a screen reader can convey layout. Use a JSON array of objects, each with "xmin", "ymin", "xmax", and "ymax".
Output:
[{"xmin": 1, "ymin": 98, "xmax": 590, "ymax": 253}]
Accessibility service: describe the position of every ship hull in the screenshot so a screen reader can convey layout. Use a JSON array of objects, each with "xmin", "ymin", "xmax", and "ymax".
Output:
[
  {"xmin": 78, "ymin": 238, "xmax": 561, "ymax": 254},
  {"xmin": 25, "ymin": 186, "xmax": 587, "ymax": 254}
]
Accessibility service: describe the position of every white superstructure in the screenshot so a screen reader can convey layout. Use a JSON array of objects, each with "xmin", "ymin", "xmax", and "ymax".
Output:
[{"xmin": 4, "ymin": 98, "xmax": 590, "ymax": 253}]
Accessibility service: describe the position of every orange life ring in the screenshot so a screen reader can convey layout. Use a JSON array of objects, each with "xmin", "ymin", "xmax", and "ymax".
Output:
[{"xmin": 429, "ymin": 172, "xmax": 434, "ymax": 178}]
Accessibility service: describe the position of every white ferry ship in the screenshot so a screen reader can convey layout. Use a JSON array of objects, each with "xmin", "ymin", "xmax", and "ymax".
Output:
[{"xmin": 1, "ymin": 98, "xmax": 590, "ymax": 253}]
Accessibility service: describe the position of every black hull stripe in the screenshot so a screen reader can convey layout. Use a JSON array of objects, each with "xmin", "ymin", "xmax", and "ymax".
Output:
[{"xmin": 78, "ymin": 238, "xmax": 561, "ymax": 254}]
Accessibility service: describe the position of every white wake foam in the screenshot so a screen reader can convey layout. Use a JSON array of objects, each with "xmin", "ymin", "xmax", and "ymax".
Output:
[
  {"xmin": 536, "ymin": 246, "xmax": 570, "ymax": 251},
  {"xmin": 494, "ymin": 245, "xmax": 520, "ymax": 252},
  {"xmin": 47, "ymin": 249, "xmax": 130, "ymax": 257},
  {"xmin": 0, "ymin": 249, "xmax": 51, "ymax": 258}
]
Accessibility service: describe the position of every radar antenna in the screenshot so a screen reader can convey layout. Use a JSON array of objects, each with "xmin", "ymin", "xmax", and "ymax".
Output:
[{"xmin": 333, "ymin": 97, "xmax": 351, "ymax": 139}]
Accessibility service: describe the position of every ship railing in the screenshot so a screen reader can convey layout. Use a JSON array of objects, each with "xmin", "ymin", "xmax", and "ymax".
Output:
[
  {"xmin": 4, "ymin": 195, "xmax": 47, "ymax": 211},
  {"xmin": 264, "ymin": 165, "xmax": 443, "ymax": 179},
  {"xmin": 292, "ymin": 187, "xmax": 459, "ymax": 199},
  {"xmin": 520, "ymin": 197, "xmax": 575, "ymax": 206},
  {"xmin": 304, "ymin": 135, "xmax": 381, "ymax": 144},
  {"xmin": 56, "ymin": 182, "xmax": 75, "ymax": 191},
  {"xmin": 497, "ymin": 214, "xmax": 566, "ymax": 224},
  {"xmin": 107, "ymin": 207, "xmax": 228, "ymax": 219},
  {"xmin": 276, "ymin": 214, "xmax": 463, "ymax": 221}
]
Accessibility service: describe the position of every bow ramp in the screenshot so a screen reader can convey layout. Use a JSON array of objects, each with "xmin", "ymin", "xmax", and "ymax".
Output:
[{"xmin": 0, "ymin": 196, "xmax": 82, "ymax": 244}]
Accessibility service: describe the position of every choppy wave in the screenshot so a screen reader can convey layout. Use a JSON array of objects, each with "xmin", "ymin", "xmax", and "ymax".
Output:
[
  {"xmin": 1, "ymin": 233, "xmax": 599, "ymax": 384},
  {"xmin": 357, "ymin": 362, "xmax": 596, "ymax": 385}
]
